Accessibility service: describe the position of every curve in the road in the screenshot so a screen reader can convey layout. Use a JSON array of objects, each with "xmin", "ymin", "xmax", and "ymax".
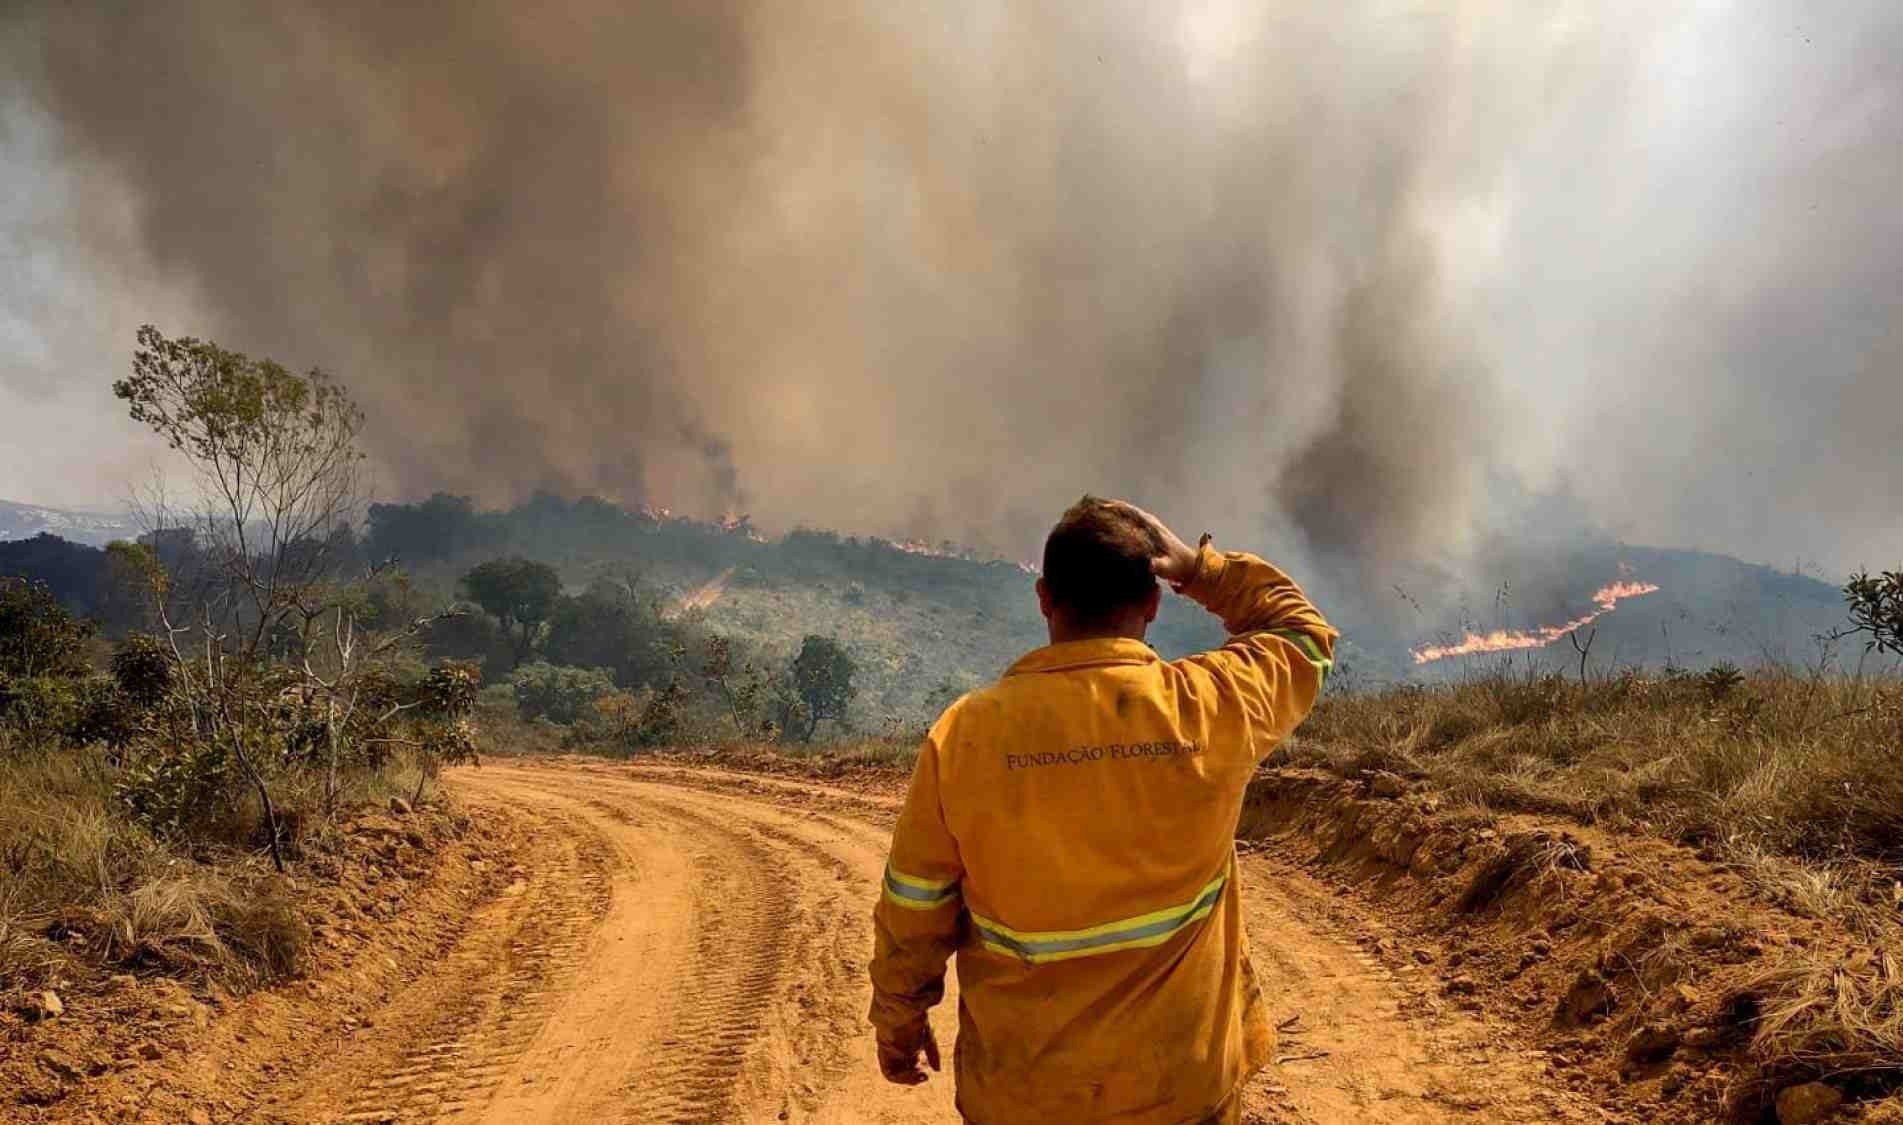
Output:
[{"xmin": 277, "ymin": 761, "xmax": 1585, "ymax": 1124}]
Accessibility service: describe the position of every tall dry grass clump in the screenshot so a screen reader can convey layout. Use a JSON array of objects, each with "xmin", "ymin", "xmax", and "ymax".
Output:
[
  {"xmin": 1292, "ymin": 662, "xmax": 1903, "ymax": 1106},
  {"xmin": 1746, "ymin": 947, "xmax": 1903, "ymax": 1098},
  {"xmin": 1291, "ymin": 665, "xmax": 1903, "ymax": 868},
  {"xmin": 0, "ymin": 729, "xmax": 413, "ymax": 997}
]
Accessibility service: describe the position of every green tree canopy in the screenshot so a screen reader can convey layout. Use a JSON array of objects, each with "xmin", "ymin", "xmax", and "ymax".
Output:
[
  {"xmin": 542, "ymin": 577, "xmax": 677, "ymax": 690},
  {"xmin": 461, "ymin": 557, "xmax": 562, "ymax": 667},
  {"xmin": 788, "ymin": 634, "xmax": 856, "ymax": 741},
  {"xmin": 0, "ymin": 577, "xmax": 95, "ymax": 681},
  {"xmin": 509, "ymin": 661, "xmax": 616, "ymax": 725}
]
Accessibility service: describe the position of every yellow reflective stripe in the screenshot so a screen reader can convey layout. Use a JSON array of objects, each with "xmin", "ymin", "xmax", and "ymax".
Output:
[
  {"xmin": 972, "ymin": 872, "xmax": 1226, "ymax": 943},
  {"xmin": 884, "ymin": 885, "xmax": 956, "ymax": 911},
  {"xmin": 1269, "ymin": 628, "xmax": 1332, "ymax": 686},
  {"xmin": 969, "ymin": 870, "xmax": 1228, "ymax": 964},
  {"xmin": 885, "ymin": 865, "xmax": 957, "ymax": 894},
  {"xmin": 883, "ymin": 863, "xmax": 959, "ymax": 911},
  {"xmin": 976, "ymin": 897, "xmax": 1222, "ymax": 963}
]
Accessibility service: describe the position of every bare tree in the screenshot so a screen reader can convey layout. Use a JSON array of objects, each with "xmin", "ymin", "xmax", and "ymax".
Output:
[{"xmin": 1568, "ymin": 626, "xmax": 1597, "ymax": 688}]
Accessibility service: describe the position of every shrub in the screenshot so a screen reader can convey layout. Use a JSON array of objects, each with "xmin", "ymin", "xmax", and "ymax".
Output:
[
  {"xmin": 1843, "ymin": 569, "xmax": 1903, "ymax": 655},
  {"xmin": 115, "ymin": 739, "xmax": 235, "ymax": 837},
  {"xmin": 111, "ymin": 633, "xmax": 173, "ymax": 708},
  {"xmin": 0, "ymin": 672, "xmax": 85, "ymax": 735},
  {"xmin": 0, "ymin": 576, "xmax": 94, "ymax": 681},
  {"xmin": 510, "ymin": 661, "xmax": 617, "ymax": 724}
]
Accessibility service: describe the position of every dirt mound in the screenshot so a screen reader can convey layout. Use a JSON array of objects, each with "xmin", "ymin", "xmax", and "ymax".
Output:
[{"xmin": 1237, "ymin": 768, "xmax": 1902, "ymax": 1121}]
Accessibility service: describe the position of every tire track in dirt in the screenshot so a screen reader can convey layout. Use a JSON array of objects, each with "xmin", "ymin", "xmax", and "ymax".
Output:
[
  {"xmin": 265, "ymin": 758, "xmax": 1594, "ymax": 1123},
  {"xmin": 448, "ymin": 765, "xmax": 956, "ymax": 1124},
  {"xmin": 587, "ymin": 762, "xmax": 1598, "ymax": 1125},
  {"xmin": 319, "ymin": 803, "xmax": 614, "ymax": 1123},
  {"xmin": 605, "ymin": 801, "xmax": 795, "ymax": 1123}
]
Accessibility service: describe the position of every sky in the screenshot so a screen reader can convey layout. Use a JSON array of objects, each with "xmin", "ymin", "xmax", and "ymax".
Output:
[{"xmin": 2, "ymin": 1, "xmax": 1898, "ymax": 587}]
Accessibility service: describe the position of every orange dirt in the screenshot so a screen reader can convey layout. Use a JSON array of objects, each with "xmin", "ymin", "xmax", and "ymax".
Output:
[{"xmin": 10, "ymin": 757, "xmax": 1695, "ymax": 1123}]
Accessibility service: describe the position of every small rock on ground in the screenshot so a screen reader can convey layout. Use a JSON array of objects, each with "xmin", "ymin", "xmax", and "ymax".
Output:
[
  {"xmin": 1624, "ymin": 1023, "xmax": 1681, "ymax": 1064},
  {"xmin": 1775, "ymin": 1081, "xmax": 1845, "ymax": 1124}
]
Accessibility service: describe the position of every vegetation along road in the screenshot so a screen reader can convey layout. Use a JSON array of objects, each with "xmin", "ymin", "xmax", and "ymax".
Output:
[{"xmin": 236, "ymin": 758, "xmax": 1590, "ymax": 1124}]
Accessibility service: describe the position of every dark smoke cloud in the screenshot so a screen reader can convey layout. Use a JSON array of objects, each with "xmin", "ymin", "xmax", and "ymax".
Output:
[{"xmin": 3, "ymin": 1, "xmax": 1900, "ymax": 594}]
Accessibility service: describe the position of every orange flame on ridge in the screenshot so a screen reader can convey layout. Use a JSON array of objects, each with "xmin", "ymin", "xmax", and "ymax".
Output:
[
  {"xmin": 1412, "ymin": 577, "xmax": 1661, "ymax": 665},
  {"xmin": 878, "ymin": 537, "xmax": 979, "ymax": 562}
]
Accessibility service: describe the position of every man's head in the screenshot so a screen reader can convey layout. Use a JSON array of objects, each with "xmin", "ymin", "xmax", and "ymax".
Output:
[{"xmin": 1036, "ymin": 496, "xmax": 1166, "ymax": 642}]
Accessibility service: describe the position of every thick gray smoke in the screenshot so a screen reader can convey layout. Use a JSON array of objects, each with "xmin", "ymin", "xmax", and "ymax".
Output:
[{"xmin": 4, "ymin": 2, "xmax": 1901, "ymax": 592}]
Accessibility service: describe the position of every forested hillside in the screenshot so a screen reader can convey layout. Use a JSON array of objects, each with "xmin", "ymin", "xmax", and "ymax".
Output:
[
  {"xmin": 0, "ymin": 493, "xmax": 1225, "ymax": 734},
  {"xmin": 3, "ymin": 486, "xmax": 1865, "ymax": 726}
]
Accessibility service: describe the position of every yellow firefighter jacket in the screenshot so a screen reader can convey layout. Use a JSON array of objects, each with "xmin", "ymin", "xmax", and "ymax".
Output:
[{"xmin": 870, "ymin": 545, "xmax": 1337, "ymax": 1124}]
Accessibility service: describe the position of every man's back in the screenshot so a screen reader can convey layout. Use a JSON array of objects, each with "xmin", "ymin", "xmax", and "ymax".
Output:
[{"xmin": 871, "ymin": 539, "xmax": 1336, "ymax": 1125}]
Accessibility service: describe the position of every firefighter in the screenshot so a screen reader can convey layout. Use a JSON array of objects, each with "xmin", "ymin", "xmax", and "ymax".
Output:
[{"xmin": 869, "ymin": 496, "xmax": 1337, "ymax": 1124}]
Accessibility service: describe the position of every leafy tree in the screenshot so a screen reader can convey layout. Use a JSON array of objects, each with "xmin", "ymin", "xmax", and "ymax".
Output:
[
  {"xmin": 407, "ymin": 661, "xmax": 483, "ymax": 804},
  {"xmin": 111, "ymin": 633, "xmax": 174, "ymax": 708},
  {"xmin": 461, "ymin": 558, "xmax": 562, "ymax": 668},
  {"xmin": 542, "ymin": 576, "xmax": 676, "ymax": 689},
  {"xmin": 0, "ymin": 577, "xmax": 94, "ymax": 681},
  {"xmin": 115, "ymin": 324, "xmax": 367, "ymax": 658},
  {"xmin": 114, "ymin": 327, "xmax": 454, "ymax": 866},
  {"xmin": 366, "ymin": 492, "xmax": 497, "ymax": 565},
  {"xmin": 701, "ymin": 634, "xmax": 773, "ymax": 737},
  {"xmin": 510, "ymin": 661, "xmax": 617, "ymax": 724},
  {"xmin": 423, "ymin": 609, "xmax": 516, "ymax": 673},
  {"xmin": 787, "ymin": 634, "xmax": 856, "ymax": 742},
  {"xmin": 1842, "ymin": 569, "xmax": 1903, "ymax": 656}
]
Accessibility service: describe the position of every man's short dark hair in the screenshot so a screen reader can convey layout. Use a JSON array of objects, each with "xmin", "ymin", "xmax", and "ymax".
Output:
[{"xmin": 1041, "ymin": 496, "xmax": 1163, "ymax": 626}]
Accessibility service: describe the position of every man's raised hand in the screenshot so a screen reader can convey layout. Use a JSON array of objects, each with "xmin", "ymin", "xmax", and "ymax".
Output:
[{"xmin": 1108, "ymin": 501, "xmax": 1201, "ymax": 587}]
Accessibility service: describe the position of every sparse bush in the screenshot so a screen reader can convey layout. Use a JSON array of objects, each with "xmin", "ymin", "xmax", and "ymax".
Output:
[
  {"xmin": 1700, "ymin": 661, "xmax": 1746, "ymax": 702},
  {"xmin": 589, "ymin": 685, "xmax": 684, "ymax": 749}
]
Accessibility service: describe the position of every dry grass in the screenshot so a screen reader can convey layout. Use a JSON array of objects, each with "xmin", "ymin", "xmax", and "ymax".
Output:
[
  {"xmin": 1290, "ymin": 667, "xmax": 1903, "ymax": 867},
  {"xmin": 1288, "ymin": 666, "xmax": 1903, "ymax": 1105},
  {"xmin": 83, "ymin": 867, "xmax": 308, "ymax": 986},
  {"xmin": 0, "ymin": 731, "xmax": 417, "ymax": 996},
  {"xmin": 1747, "ymin": 946, "xmax": 1903, "ymax": 1095}
]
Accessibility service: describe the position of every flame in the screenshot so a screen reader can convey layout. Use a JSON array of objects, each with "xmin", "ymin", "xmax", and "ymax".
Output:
[
  {"xmin": 674, "ymin": 567, "xmax": 735, "ymax": 614},
  {"xmin": 878, "ymin": 537, "xmax": 978, "ymax": 562},
  {"xmin": 1590, "ymin": 580, "xmax": 1660, "ymax": 613},
  {"xmin": 1412, "ymin": 573, "xmax": 1661, "ymax": 664}
]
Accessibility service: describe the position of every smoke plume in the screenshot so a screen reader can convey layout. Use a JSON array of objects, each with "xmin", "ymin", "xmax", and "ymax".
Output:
[{"xmin": 4, "ymin": 1, "xmax": 1901, "ymax": 592}]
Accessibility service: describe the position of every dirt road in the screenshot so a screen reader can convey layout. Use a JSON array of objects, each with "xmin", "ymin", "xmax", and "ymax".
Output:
[{"xmin": 274, "ymin": 760, "xmax": 1592, "ymax": 1124}]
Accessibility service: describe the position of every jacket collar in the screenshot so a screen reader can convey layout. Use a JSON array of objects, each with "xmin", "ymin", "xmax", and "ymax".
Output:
[{"xmin": 1005, "ymin": 637, "xmax": 1160, "ymax": 676}]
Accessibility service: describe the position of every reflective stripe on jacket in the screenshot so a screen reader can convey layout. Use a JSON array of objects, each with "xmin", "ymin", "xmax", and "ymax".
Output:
[{"xmin": 870, "ymin": 546, "xmax": 1336, "ymax": 1124}]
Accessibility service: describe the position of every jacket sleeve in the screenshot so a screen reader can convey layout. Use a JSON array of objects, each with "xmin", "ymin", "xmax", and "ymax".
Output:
[
  {"xmin": 868, "ymin": 726, "xmax": 965, "ymax": 1051},
  {"xmin": 1175, "ymin": 543, "xmax": 1338, "ymax": 761}
]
